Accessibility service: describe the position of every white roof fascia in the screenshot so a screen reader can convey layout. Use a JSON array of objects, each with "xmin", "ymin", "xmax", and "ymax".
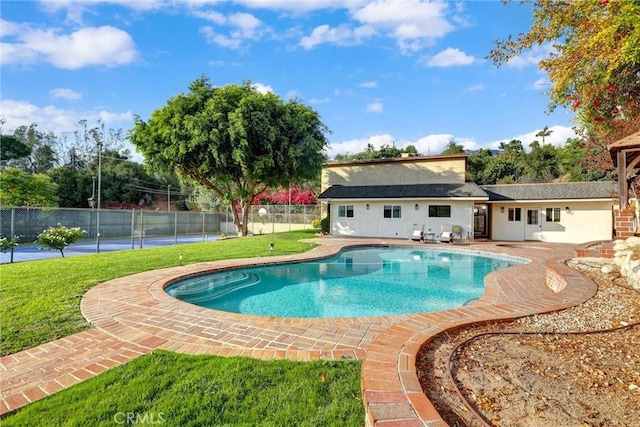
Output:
[{"xmin": 486, "ymin": 198, "xmax": 616, "ymax": 204}]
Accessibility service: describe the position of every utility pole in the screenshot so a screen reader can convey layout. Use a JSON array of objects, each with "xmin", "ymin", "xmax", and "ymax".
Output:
[
  {"xmin": 96, "ymin": 140, "xmax": 102, "ymax": 253},
  {"xmin": 167, "ymin": 185, "xmax": 171, "ymax": 212}
]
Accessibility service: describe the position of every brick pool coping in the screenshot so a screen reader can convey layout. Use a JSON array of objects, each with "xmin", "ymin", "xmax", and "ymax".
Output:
[{"xmin": 0, "ymin": 237, "xmax": 596, "ymax": 424}]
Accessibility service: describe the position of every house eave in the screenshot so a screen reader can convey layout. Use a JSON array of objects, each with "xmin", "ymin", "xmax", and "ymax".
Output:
[
  {"xmin": 487, "ymin": 198, "xmax": 616, "ymax": 204},
  {"xmin": 318, "ymin": 196, "xmax": 489, "ymax": 202}
]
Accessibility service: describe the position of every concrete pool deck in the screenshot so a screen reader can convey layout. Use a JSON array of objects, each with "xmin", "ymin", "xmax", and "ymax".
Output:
[{"xmin": 0, "ymin": 237, "xmax": 596, "ymax": 425}]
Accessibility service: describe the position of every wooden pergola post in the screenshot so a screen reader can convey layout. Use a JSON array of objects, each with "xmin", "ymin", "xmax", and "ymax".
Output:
[{"xmin": 618, "ymin": 149, "xmax": 628, "ymax": 208}]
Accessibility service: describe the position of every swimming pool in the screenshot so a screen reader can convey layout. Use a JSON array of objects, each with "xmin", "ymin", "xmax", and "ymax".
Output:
[{"xmin": 165, "ymin": 246, "xmax": 526, "ymax": 318}]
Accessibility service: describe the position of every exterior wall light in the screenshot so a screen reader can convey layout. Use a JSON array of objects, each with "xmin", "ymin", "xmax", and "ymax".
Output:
[
  {"xmin": 500, "ymin": 206, "xmax": 504, "ymax": 213},
  {"xmin": 415, "ymin": 204, "xmax": 419, "ymax": 210},
  {"xmin": 566, "ymin": 206, "xmax": 570, "ymax": 213},
  {"xmin": 366, "ymin": 203, "xmax": 370, "ymax": 210}
]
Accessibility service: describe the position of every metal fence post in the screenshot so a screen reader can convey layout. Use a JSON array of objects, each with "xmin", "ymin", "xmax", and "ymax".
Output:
[
  {"xmin": 139, "ymin": 210, "xmax": 144, "ymax": 249},
  {"xmin": 174, "ymin": 212, "xmax": 178, "ymax": 245},
  {"xmin": 10, "ymin": 208, "xmax": 15, "ymax": 263},
  {"xmin": 130, "ymin": 210, "xmax": 136, "ymax": 250},
  {"xmin": 202, "ymin": 211, "xmax": 205, "ymax": 242}
]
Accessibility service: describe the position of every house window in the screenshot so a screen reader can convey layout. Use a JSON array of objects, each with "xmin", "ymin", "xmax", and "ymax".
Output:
[
  {"xmin": 508, "ymin": 207, "xmax": 521, "ymax": 222},
  {"xmin": 545, "ymin": 207, "xmax": 561, "ymax": 222},
  {"xmin": 338, "ymin": 205, "xmax": 354, "ymax": 218},
  {"xmin": 383, "ymin": 205, "xmax": 401, "ymax": 218},
  {"xmin": 428, "ymin": 205, "xmax": 451, "ymax": 218}
]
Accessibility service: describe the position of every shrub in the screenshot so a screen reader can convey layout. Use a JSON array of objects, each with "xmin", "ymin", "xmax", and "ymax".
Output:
[
  {"xmin": 319, "ymin": 216, "xmax": 330, "ymax": 234},
  {"xmin": 0, "ymin": 235, "xmax": 19, "ymax": 253},
  {"xmin": 36, "ymin": 224, "xmax": 86, "ymax": 257}
]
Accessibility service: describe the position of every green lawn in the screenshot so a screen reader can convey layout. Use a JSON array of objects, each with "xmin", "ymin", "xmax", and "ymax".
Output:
[
  {"xmin": 3, "ymin": 351, "xmax": 364, "ymax": 426},
  {"xmin": 0, "ymin": 230, "xmax": 319, "ymax": 356},
  {"xmin": 1, "ymin": 230, "xmax": 365, "ymax": 425}
]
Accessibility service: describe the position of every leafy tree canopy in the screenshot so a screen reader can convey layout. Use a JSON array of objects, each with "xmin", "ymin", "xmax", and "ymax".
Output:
[
  {"xmin": 334, "ymin": 142, "xmax": 418, "ymax": 161},
  {"xmin": 0, "ymin": 134, "xmax": 31, "ymax": 163},
  {"xmin": 0, "ymin": 167, "xmax": 58, "ymax": 207},
  {"xmin": 489, "ymin": 0, "xmax": 640, "ymax": 135},
  {"xmin": 440, "ymin": 139, "xmax": 466, "ymax": 155},
  {"xmin": 129, "ymin": 77, "xmax": 330, "ymax": 235}
]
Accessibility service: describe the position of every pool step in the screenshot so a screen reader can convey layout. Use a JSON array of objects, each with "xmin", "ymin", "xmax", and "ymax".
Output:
[{"xmin": 167, "ymin": 272, "xmax": 261, "ymax": 303}]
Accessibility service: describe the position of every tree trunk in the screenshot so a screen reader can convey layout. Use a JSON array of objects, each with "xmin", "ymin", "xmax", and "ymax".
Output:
[
  {"xmin": 230, "ymin": 200, "xmax": 251, "ymax": 237},
  {"xmin": 241, "ymin": 202, "xmax": 251, "ymax": 236}
]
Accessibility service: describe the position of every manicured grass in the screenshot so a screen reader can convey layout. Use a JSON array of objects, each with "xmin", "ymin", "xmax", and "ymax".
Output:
[
  {"xmin": 0, "ymin": 230, "xmax": 319, "ymax": 356},
  {"xmin": 2, "ymin": 350, "xmax": 364, "ymax": 426}
]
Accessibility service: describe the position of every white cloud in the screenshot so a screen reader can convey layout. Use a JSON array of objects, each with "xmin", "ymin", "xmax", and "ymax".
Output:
[
  {"xmin": 309, "ymin": 97, "xmax": 330, "ymax": 104},
  {"xmin": 299, "ymin": 24, "xmax": 375, "ymax": 49},
  {"xmin": 193, "ymin": 9, "xmax": 227, "ymax": 25},
  {"xmin": 353, "ymin": 0, "xmax": 454, "ymax": 53},
  {"xmin": 496, "ymin": 125, "xmax": 580, "ymax": 151},
  {"xmin": 0, "ymin": 99, "xmax": 133, "ymax": 135},
  {"xmin": 366, "ymin": 101, "xmax": 383, "ymax": 114},
  {"xmin": 327, "ymin": 133, "xmax": 481, "ymax": 159},
  {"xmin": 327, "ymin": 133, "xmax": 395, "ymax": 158},
  {"xmin": 0, "ymin": 19, "xmax": 25, "ymax": 37},
  {"xmin": 1, "ymin": 22, "xmax": 137, "ymax": 69},
  {"xmin": 284, "ymin": 90, "xmax": 301, "ymax": 100},
  {"xmin": 38, "ymin": 0, "xmax": 163, "ymax": 23},
  {"xmin": 208, "ymin": 59, "xmax": 242, "ymax": 67},
  {"xmin": 252, "ymin": 82, "xmax": 273, "ymax": 94},
  {"xmin": 532, "ymin": 77, "xmax": 550, "ymax": 90},
  {"xmin": 413, "ymin": 134, "xmax": 480, "ymax": 155},
  {"xmin": 198, "ymin": 11, "xmax": 267, "ymax": 49},
  {"xmin": 463, "ymin": 83, "xmax": 485, "ymax": 93},
  {"xmin": 358, "ymin": 81, "xmax": 378, "ymax": 88},
  {"xmin": 200, "ymin": 27, "xmax": 242, "ymax": 49},
  {"xmin": 507, "ymin": 43, "xmax": 554, "ymax": 68},
  {"xmin": 325, "ymin": 127, "xmax": 579, "ymax": 160},
  {"xmin": 233, "ymin": 0, "xmax": 367, "ymax": 13},
  {"xmin": 419, "ymin": 47, "xmax": 475, "ymax": 67},
  {"xmin": 49, "ymin": 88, "xmax": 83, "ymax": 101}
]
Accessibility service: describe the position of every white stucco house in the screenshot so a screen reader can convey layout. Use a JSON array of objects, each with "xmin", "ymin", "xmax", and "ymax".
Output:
[
  {"xmin": 317, "ymin": 154, "xmax": 618, "ymax": 244},
  {"xmin": 482, "ymin": 182, "xmax": 617, "ymax": 243}
]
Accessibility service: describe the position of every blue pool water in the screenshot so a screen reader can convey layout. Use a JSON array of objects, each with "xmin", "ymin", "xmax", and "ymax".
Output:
[{"xmin": 165, "ymin": 246, "xmax": 525, "ymax": 318}]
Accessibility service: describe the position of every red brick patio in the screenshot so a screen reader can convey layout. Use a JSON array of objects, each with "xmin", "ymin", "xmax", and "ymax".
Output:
[{"xmin": 0, "ymin": 238, "xmax": 595, "ymax": 425}]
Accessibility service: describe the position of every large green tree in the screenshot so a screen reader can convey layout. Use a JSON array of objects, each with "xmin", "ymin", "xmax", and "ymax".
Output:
[
  {"xmin": 466, "ymin": 148, "xmax": 494, "ymax": 183},
  {"xmin": 0, "ymin": 167, "xmax": 58, "ymax": 207},
  {"xmin": 482, "ymin": 155, "xmax": 525, "ymax": 184},
  {"xmin": 129, "ymin": 77, "xmax": 330, "ymax": 235},
  {"xmin": 0, "ymin": 134, "xmax": 31, "ymax": 165},
  {"xmin": 49, "ymin": 167, "xmax": 93, "ymax": 208},
  {"xmin": 524, "ymin": 140, "xmax": 561, "ymax": 182},
  {"xmin": 440, "ymin": 139, "xmax": 466, "ymax": 155},
  {"xmin": 489, "ymin": 0, "xmax": 640, "ymax": 135}
]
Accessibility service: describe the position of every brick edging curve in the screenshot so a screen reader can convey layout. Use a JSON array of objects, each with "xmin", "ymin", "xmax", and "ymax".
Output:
[{"xmin": 361, "ymin": 251, "xmax": 598, "ymax": 426}]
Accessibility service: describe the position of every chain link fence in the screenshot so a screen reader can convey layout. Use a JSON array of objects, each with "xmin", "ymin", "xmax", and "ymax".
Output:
[
  {"xmin": 0, "ymin": 207, "xmax": 221, "ymax": 245},
  {"xmin": 1, "ymin": 204, "xmax": 320, "ymax": 246},
  {"xmin": 220, "ymin": 204, "xmax": 320, "ymax": 236}
]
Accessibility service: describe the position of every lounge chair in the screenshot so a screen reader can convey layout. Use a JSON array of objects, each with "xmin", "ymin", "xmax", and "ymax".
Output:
[
  {"xmin": 437, "ymin": 224, "xmax": 454, "ymax": 243},
  {"xmin": 411, "ymin": 224, "xmax": 424, "ymax": 241}
]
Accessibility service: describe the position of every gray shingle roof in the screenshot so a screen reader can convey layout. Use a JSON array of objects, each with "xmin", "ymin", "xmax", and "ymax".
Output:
[
  {"xmin": 318, "ymin": 183, "xmax": 488, "ymax": 200},
  {"xmin": 318, "ymin": 181, "xmax": 619, "ymax": 202},
  {"xmin": 480, "ymin": 181, "xmax": 618, "ymax": 201}
]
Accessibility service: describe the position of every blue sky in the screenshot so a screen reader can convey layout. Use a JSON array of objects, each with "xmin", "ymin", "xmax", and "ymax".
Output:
[{"xmin": 1, "ymin": 0, "xmax": 579, "ymax": 160}]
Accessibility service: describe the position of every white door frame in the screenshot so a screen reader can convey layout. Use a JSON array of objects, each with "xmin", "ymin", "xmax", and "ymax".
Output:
[{"xmin": 525, "ymin": 208, "xmax": 542, "ymax": 240}]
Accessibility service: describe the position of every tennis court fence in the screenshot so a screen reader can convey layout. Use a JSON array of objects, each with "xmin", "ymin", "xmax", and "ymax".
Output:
[{"xmin": 1, "ymin": 205, "xmax": 320, "ymax": 245}]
